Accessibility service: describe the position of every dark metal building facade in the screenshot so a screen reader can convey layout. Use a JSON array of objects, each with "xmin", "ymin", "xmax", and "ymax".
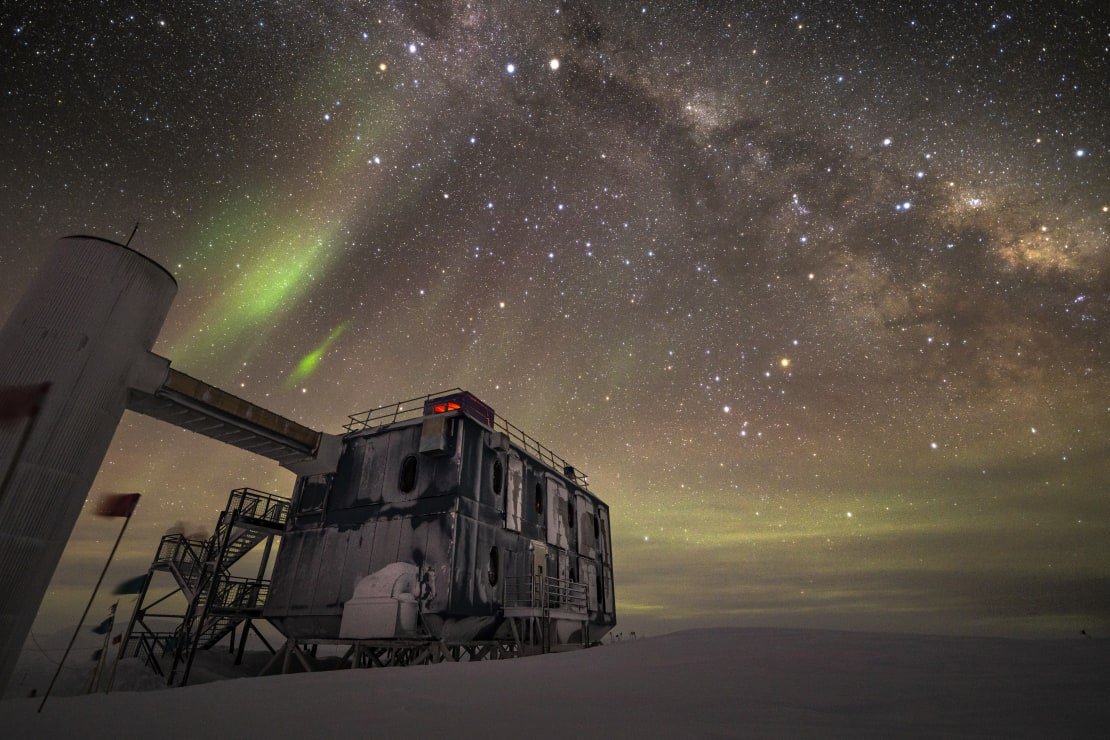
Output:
[{"xmin": 263, "ymin": 391, "xmax": 616, "ymax": 651}]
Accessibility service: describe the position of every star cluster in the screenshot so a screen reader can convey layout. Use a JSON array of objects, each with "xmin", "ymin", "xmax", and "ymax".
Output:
[{"xmin": 2, "ymin": 1, "xmax": 1107, "ymax": 637}]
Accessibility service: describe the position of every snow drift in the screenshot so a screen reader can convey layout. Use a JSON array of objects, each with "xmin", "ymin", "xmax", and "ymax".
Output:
[{"xmin": 2, "ymin": 628, "xmax": 1107, "ymax": 738}]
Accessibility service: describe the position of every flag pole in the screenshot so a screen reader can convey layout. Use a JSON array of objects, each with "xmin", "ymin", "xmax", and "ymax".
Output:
[
  {"xmin": 38, "ymin": 494, "xmax": 140, "ymax": 712},
  {"xmin": 86, "ymin": 601, "xmax": 117, "ymax": 694},
  {"xmin": 105, "ymin": 570, "xmax": 152, "ymax": 694}
]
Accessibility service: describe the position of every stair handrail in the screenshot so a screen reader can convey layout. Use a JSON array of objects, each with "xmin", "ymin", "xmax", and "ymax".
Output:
[{"xmin": 226, "ymin": 487, "xmax": 290, "ymax": 526}]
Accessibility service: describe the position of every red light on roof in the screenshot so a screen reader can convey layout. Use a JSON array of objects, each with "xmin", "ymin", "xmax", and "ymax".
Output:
[
  {"xmin": 424, "ymin": 391, "xmax": 495, "ymax": 426},
  {"xmin": 432, "ymin": 401, "xmax": 462, "ymax": 414}
]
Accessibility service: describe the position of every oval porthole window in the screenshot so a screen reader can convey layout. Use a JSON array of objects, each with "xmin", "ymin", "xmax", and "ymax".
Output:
[
  {"xmin": 535, "ymin": 483, "xmax": 544, "ymax": 514},
  {"xmin": 398, "ymin": 455, "xmax": 418, "ymax": 493},
  {"xmin": 492, "ymin": 459, "xmax": 504, "ymax": 495},
  {"xmin": 487, "ymin": 547, "xmax": 500, "ymax": 586}
]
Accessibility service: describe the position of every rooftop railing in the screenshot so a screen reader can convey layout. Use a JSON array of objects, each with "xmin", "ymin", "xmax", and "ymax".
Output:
[{"xmin": 344, "ymin": 388, "xmax": 590, "ymax": 488}]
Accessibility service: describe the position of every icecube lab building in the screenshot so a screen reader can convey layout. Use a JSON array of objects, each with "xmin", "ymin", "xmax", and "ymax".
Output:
[{"xmin": 265, "ymin": 390, "xmax": 616, "ymax": 652}]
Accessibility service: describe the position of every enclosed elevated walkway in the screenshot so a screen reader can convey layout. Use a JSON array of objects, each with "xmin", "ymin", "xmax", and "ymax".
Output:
[{"xmin": 127, "ymin": 368, "xmax": 321, "ymax": 466}]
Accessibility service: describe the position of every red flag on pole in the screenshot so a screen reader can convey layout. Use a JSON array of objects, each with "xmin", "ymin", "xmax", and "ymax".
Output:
[
  {"xmin": 0, "ymin": 383, "xmax": 50, "ymax": 424},
  {"xmin": 94, "ymin": 493, "xmax": 141, "ymax": 518}
]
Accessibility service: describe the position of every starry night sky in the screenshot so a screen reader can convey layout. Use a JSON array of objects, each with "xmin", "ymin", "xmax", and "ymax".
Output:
[{"xmin": 2, "ymin": 1, "xmax": 1107, "ymax": 639}]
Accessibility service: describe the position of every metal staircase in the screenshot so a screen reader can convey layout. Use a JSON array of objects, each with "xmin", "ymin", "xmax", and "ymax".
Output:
[{"xmin": 115, "ymin": 488, "xmax": 289, "ymax": 686}]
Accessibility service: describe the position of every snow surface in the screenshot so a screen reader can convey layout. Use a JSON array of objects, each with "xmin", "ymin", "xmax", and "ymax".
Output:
[{"xmin": 2, "ymin": 628, "xmax": 1107, "ymax": 738}]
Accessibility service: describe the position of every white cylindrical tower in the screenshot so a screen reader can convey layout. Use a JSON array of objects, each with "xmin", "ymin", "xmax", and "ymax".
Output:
[{"xmin": 0, "ymin": 235, "xmax": 177, "ymax": 695}]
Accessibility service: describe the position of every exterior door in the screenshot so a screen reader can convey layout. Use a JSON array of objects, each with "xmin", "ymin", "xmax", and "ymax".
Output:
[
  {"xmin": 505, "ymin": 453, "xmax": 523, "ymax": 531},
  {"xmin": 531, "ymin": 541, "xmax": 547, "ymax": 582},
  {"xmin": 531, "ymin": 540, "xmax": 547, "ymax": 606},
  {"xmin": 545, "ymin": 477, "xmax": 568, "ymax": 548}
]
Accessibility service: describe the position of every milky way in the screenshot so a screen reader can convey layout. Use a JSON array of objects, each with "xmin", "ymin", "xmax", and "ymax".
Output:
[{"xmin": 2, "ymin": 1, "xmax": 1107, "ymax": 639}]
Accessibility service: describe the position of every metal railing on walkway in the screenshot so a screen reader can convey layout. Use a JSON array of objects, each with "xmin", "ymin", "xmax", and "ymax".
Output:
[{"xmin": 504, "ymin": 575, "xmax": 588, "ymax": 614}]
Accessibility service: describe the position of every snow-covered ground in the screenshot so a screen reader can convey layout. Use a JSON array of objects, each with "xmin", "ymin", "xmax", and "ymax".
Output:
[{"xmin": 2, "ymin": 628, "xmax": 1107, "ymax": 738}]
